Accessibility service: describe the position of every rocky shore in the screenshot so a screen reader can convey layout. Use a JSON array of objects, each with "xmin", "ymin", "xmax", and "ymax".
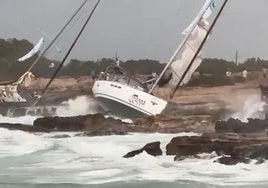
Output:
[
  {"xmin": 1, "ymin": 112, "xmax": 268, "ymax": 165},
  {"xmin": 0, "ymin": 76, "xmax": 266, "ymax": 166},
  {"xmin": 0, "ymin": 113, "xmax": 213, "ymax": 134}
]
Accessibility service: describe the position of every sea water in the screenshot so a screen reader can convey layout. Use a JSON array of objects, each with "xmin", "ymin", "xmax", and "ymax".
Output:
[{"xmin": 0, "ymin": 96, "xmax": 267, "ymax": 188}]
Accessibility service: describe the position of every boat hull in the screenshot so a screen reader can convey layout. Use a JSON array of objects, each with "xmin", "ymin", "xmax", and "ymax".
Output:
[{"xmin": 92, "ymin": 80, "xmax": 167, "ymax": 119}]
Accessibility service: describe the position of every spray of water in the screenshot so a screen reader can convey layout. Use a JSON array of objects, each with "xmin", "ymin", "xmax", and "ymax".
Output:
[
  {"xmin": 0, "ymin": 96, "xmax": 101, "ymax": 125},
  {"xmin": 56, "ymin": 95, "xmax": 100, "ymax": 117},
  {"xmin": 226, "ymin": 94, "xmax": 265, "ymax": 122}
]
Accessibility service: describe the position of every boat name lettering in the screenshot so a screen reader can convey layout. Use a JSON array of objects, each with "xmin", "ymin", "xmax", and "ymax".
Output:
[{"xmin": 129, "ymin": 94, "xmax": 146, "ymax": 106}]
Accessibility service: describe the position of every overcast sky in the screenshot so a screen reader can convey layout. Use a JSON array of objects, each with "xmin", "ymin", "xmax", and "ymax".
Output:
[{"xmin": 0, "ymin": 0, "xmax": 268, "ymax": 63}]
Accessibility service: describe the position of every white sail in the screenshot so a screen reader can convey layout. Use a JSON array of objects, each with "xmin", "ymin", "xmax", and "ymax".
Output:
[
  {"xmin": 182, "ymin": 0, "xmax": 214, "ymax": 35},
  {"xmin": 17, "ymin": 37, "xmax": 44, "ymax": 62},
  {"xmin": 149, "ymin": 0, "xmax": 224, "ymax": 94},
  {"xmin": 166, "ymin": 0, "xmax": 216, "ymax": 87},
  {"xmin": 170, "ymin": 19, "xmax": 209, "ymax": 85}
]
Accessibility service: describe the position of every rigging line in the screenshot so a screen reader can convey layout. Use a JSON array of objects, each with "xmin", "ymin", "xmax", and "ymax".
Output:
[
  {"xmin": 55, "ymin": 5, "xmax": 87, "ymax": 45},
  {"xmin": 12, "ymin": 0, "xmax": 89, "ymax": 84},
  {"xmin": 170, "ymin": 0, "xmax": 228, "ymax": 99},
  {"xmin": 34, "ymin": 0, "xmax": 101, "ymax": 105},
  {"xmin": 148, "ymin": 0, "xmax": 215, "ymax": 94}
]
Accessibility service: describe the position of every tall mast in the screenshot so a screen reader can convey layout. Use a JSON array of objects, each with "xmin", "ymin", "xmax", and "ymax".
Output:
[
  {"xmin": 20, "ymin": 0, "xmax": 90, "ymax": 80},
  {"xmin": 35, "ymin": 0, "xmax": 101, "ymax": 105},
  {"xmin": 149, "ymin": 0, "xmax": 215, "ymax": 94},
  {"xmin": 170, "ymin": 0, "xmax": 228, "ymax": 99},
  {"xmin": 0, "ymin": 0, "xmax": 89, "ymax": 86}
]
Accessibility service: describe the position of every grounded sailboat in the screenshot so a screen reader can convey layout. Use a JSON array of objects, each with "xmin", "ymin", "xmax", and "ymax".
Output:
[
  {"xmin": 0, "ymin": 0, "xmax": 101, "ymax": 116},
  {"xmin": 92, "ymin": 0, "xmax": 228, "ymax": 119}
]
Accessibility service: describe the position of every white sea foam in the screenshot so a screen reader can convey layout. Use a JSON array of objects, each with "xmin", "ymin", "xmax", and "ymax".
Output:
[
  {"xmin": 0, "ymin": 130, "xmax": 267, "ymax": 186},
  {"xmin": 0, "ymin": 128, "xmax": 52, "ymax": 157},
  {"xmin": 0, "ymin": 115, "xmax": 39, "ymax": 125}
]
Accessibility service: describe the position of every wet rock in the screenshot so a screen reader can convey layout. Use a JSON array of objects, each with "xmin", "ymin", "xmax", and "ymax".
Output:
[
  {"xmin": 166, "ymin": 133, "xmax": 268, "ymax": 164},
  {"xmin": 143, "ymin": 141, "xmax": 162, "ymax": 156},
  {"xmin": 50, "ymin": 134, "xmax": 71, "ymax": 138},
  {"xmin": 77, "ymin": 129, "xmax": 127, "ymax": 137},
  {"xmin": 215, "ymin": 156, "xmax": 250, "ymax": 165},
  {"xmin": 124, "ymin": 141, "xmax": 162, "ymax": 158},
  {"xmin": 166, "ymin": 135, "xmax": 215, "ymax": 156},
  {"xmin": 174, "ymin": 154, "xmax": 200, "ymax": 161},
  {"xmin": 215, "ymin": 118, "xmax": 268, "ymax": 133},
  {"xmin": 0, "ymin": 123, "xmax": 49, "ymax": 133},
  {"xmin": 255, "ymin": 158, "xmax": 266, "ymax": 165},
  {"xmin": 34, "ymin": 113, "xmax": 129, "ymax": 133},
  {"xmin": 32, "ymin": 113, "xmax": 213, "ymax": 134},
  {"xmin": 123, "ymin": 149, "xmax": 143, "ymax": 158}
]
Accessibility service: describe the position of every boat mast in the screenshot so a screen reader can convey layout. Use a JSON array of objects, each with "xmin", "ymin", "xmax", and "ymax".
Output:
[
  {"xmin": 35, "ymin": 0, "xmax": 101, "ymax": 105},
  {"xmin": 148, "ymin": 0, "xmax": 215, "ymax": 94},
  {"xmin": 17, "ymin": 0, "xmax": 90, "ymax": 83},
  {"xmin": 0, "ymin": 0, "xmax": 89, "ymax": 87},
  {"xmin": 170, "ymin": 0, "xmax": 228, "ymax": 99}
]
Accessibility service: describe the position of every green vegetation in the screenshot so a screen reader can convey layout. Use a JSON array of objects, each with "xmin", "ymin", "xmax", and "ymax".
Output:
[{"xmin": 0, "ymin": 38, "xmax": 267, "ymax": 86}]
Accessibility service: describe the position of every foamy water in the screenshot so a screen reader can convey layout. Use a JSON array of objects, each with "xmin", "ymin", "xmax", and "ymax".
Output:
[
  {"xmin": 0, "ymin": 96, "xmax": 99, "ymax": 125},
  {"xmin": 0, "ymin": 96, "xmax": 268, "ymax": 187},
  {"xmin": 0, "ymin": 129, "xmax": 267, "ymax": 187}
]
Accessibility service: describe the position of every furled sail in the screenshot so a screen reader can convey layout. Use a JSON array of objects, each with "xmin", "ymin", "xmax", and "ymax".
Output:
[
  {"xmin": 170, "ymin": 19, "xmax": 209, "ymax": 86},
  {"xmin": 170, "ymin": 0, "xmax": 215, "ymax": 86},
  {"xmin": 149, "ymin": 0, "xmax": 227, "ymax": 94},
  {"xmin": 17, "ymin": 37, "xmax": 44, "ymax": 62}
]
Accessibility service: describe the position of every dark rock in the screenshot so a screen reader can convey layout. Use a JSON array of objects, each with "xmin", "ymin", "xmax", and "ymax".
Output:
[
  {"xmin": 255, "ymin": 158, "xmax": 266, "ymax": 165},
  {"xmin": 32, "ymin": 113, "xmax": 213, "ymax": 134},
  {"xmin": 215, "ymin": 118, "xmax": 268, "ymax": 133},
  {"xmin": 34, "ymin": 113, "xmax": 129, "ymax": 132},
  {"xmin": 50, "ymin": 134, "xmax": 71, "ymax": 138},
  {"xmin": 166, "ymin": 133, "xmax": 268, "ymax": 164},
  {"xmin": 215, "ymin": 156, "xmax": 251, "ymax": 165},
  {"xmin": 174, "ymin": 154, "xmax": 200, "ymax": 161},
  {"xmin": 143, "ymin": 141, "xmax": 162, "ymax": 156},
  {"xmin": 123, "ymin": 149, "xmax": 143, "ymax": 158},
  {"xmin": 124, "ymin": 141, "xmax": 162, "ymax": 158},
  {"xmin": 0, "ymin": 123, "xmax": 49, "ymax": 132},
  {"xmin": 166, "ymin": 135, "xmax": 215, "ymax": 156},
  {"xmin": 77, "ymin": 129, "xmax": 127, "ymax": 137}
]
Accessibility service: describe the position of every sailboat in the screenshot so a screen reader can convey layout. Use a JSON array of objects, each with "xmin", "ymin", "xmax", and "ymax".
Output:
[
  {"xmin": 0, "ymin": 0, "xmax": 101, "ymax": 116},
  {"xmin": 92, "ymin": 0, "xmax": 228, "ymax": 119}
]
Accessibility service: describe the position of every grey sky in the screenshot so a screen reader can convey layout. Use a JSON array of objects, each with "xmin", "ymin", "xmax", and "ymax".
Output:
[{"xmin": 0, "ymin": 0, "xmax": 268, "ymax": 63}]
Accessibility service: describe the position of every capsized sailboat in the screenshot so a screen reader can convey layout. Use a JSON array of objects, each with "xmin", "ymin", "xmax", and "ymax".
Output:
[
  {"xmin": 92, "ymin": 0, "xmax": 228, "ymax": 119},
  {"xmin": 0, "ymin": 0, "xmax": 101, "ymax": 116}
]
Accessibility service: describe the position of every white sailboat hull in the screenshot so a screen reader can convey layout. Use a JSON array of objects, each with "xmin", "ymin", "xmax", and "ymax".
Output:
[{"xmin": 92, "ymin": 80, "xmax": 167, "ymax": 118}]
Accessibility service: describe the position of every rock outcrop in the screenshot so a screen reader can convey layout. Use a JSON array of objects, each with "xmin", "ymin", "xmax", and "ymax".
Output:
[
  {"xmin": 166, "ymin": 133, "xmax": 268, "ymax": 165},
  {"xmin": 0, "ymin": 113, "xmax": 213, "ymax": 135},
  {"xmin": 0, "ymin": 123, "xmax": 49, "ymax": 132},
  {"xmin": 215, "ymin": 156, "xmax": 251, "ymax": 165},
  {"xmin": 34, "ymin": 113, "xmax": 129, "ymax": 133},
  {"xmin": 76, "ymin": 129, "xmax": 127, "ymax": 137},
  {"xmin": 215, "ymin": 118, "xmax": 268, "ymax": 133},
  {"xmin": 123, "ymin": 141, "xmax": 162, "ymax": 158}
]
